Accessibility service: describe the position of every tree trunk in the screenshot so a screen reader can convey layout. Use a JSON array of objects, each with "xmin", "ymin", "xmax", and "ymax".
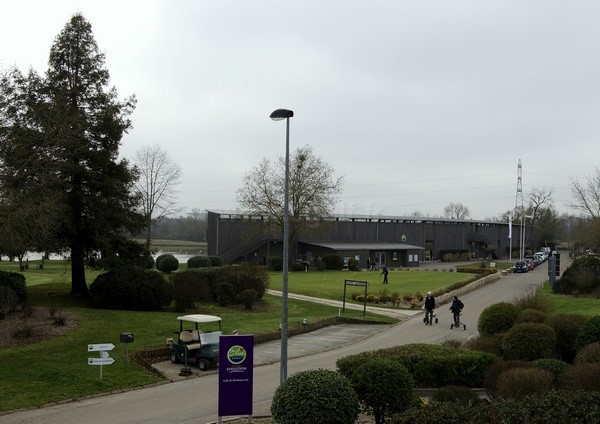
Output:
[{"xmin": 70, "ymin": 238, "xmax": 89, "ymax": 298}]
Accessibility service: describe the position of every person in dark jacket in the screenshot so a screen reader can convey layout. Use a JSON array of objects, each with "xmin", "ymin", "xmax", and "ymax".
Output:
[
  {"xmin": 450, "ymin": 295, "xmax": 464, "ymax": 326},
  {"xmin": 424, "ymin": 291, "xmax": 435, "ymax": 325},
  {"xmin": 380, "ymin": 265, "xmax": 389, "ymax": 284}
]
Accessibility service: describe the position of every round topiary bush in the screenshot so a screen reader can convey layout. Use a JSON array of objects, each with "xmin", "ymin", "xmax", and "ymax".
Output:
[
  {"xmin": 502, "ymin": 322, "xmax": 557, "ymax": 361},
  {"xmin": 553, "ymin": 256, "xmax": 600, "ymax": 295},
  {"xmin": 575, "ymin": 315, "xmax": 600, "ymax": 350},
  {"xmin": 496, "ymin": 368, "xmax": 554, "ymax": 399},
  {"xmin": 154, "ymin": 254, "xmax": 169, "ymax": 269},
  {"xmin": 271, "ymin": 369, "xmax": 359, "ymax": 424},
  {"xmin": 478, "ymin": 302, "xmax": 520, "ymax": 336},
  {"xmin": 207, "ymin": 256, "xmax": 223, "ymax": 267},
  {"xmin": 156, "ymin": 254, "xmax": 179, "ymax": 273},
  {"xmin": 560, "ymin": 363, "xmax": 600, "ymax": 392},
  {"xmin": 546, "ymin": 313, "xmax": 588, "ymax": 363},
  {"xmin": 575, "ymin": 341, "xmax": 600, "ymax": 364},
  {"xmin": 534, "ymin": 358, "xmax": 571, "ymax": 384},
  {"xmin": 186, "ymin": 256, "xmax": 212, "ymax": 269},
  {"xmin": 351, "ymin": 358, "xmax": 413, "ymax": 424},
  {"xmin": 90, "ymin": 266, "xmax": 173, "ymax": 311},
  {"xmin": 515, "ymin": 308, "xmax": 547, "ymax": 325},
  {"xmin": 484, "ymin": 360, "xmax": 533, "ymax": 396}
]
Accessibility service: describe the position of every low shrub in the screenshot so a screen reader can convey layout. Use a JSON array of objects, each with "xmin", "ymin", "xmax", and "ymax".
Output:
[
  {"xmin": 0, "ymin": 270, "xmax": 27, "ymax": 304},
  {"xmin": 186, "ymin": 256, "xmax": 212, "ymax": 269},
  {"xmin": 351, "ymin": 358, "xmax": 414, "ymax": 424},
  {"xmin": 394, "ymin": 390, "xmax": 600, "ymax": 423},
  {"xmin": 172, "ymin": 271, "xmax": 209, "ymax": 311},
  {"xmin": 291, "ymin": 260, "xmax": 309, "ymax": 272},
  {"xmin": 515, "ymin": 308, "xmax": 547, "ymax": 324},
  {"xmin": 484, "ymin": 360, "xmax": 533, "ymax": 396},
  {"xmin": 575, "ymin": 315, "xmax": 600, "ymax": 350},
  {"xmin": 546, "ymin": 313, "xmax": 588, "ymax": 363},
  {"xmin": 154, "ymin": 254, "xmax": 169, "ymax": 268},
  {"xmin": 514, "ymin": 290, "xmax": 553, "ymax": 313},
  {"xmin": 496, "ymin": 368, "xmax": 554, "ymax": 399},
  {"xmin": 156, "ymin": 254, "xmax": 179, "ymax": 273},
  {"xmin": 560, "ymin": 363, "xmax": 600, "ymax": 391},
  {"xmin": 322, "ymin": 254, "xmax": 344, "ymax": 270},
  {"xmin": 337, "ymin": 344, "xmax": 498, "ymax": 388},
  {"xmin": 207, "ymin": 256, "xmax": 223, "ymax": 267},
  {"xmin": 0, "ymin": 286, "xmax": 18, "ymax": 319},
  {"xmin": 533, "ymin": 358, "xmax": 570, "ymax": 384},
  {"xmin": 240, "ymin": 289, "xmax": 257, "ymax": 310},
  {"xmin": 215, "ymin": 282, "xmax": 235, "ymax": 307},
  {"xmin": 574, "ymin": 341, "xmax": 600, "ymax": 364},
  {"xmin": 464, "ymin": 334, "xmax": 503, "ymax": 357},
  {"xmin": 90, "ymin": 266, "xmax": 173, "ymax": 311},
  {"xmin": 347, "ymin": 257, "xmax": 360, "ymax": 271},
  {"xmin": 431, "ymin": 386, "xmax": 483, "ymax": 404},
  {"xmin": 269, "ymin": 257, "xmax": 283, "ymax": 272},
  {"xmin": 502, "ymin": 323, "xmax": 557, "ymax": 361},
  {"xmin": 217, "ymin": 263, "xmax": 268, "ymax": 301},
  {"xmin": 553, "ymin": 256, "xmax": 600, "ymax": 295},
  {"xmin": 478, "ymin": 302, "xmax": 520, "ymax": 336},
  {"xmin": 271, "ymin": 369, "xmax": 359, "ymax": 424}
]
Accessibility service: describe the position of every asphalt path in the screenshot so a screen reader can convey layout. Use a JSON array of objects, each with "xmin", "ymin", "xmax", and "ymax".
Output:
[{"xmin": 2, "ymin": 261, "xmax": 560, "ymax": 424}]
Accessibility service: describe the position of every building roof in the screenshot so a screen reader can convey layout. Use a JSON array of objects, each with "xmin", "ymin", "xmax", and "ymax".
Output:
[{"xmin": 300, "ymin": 241, "xmax": 424, "ymax": 251}]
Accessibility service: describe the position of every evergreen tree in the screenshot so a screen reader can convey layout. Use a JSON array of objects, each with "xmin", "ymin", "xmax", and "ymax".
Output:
[{"xmin": 0, "ymin": 14, "xmax": 143, "ymax": 297}]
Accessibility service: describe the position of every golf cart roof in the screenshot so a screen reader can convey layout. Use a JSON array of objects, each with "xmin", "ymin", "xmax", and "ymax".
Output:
[{"xmin": 176, "ymin": 314, "xmax": 222, "ymax": 324}]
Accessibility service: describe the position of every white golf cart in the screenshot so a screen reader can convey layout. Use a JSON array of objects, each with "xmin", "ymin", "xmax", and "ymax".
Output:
[{"xmin": 166, "ymin": 314, "xmax": 222, "ymax": 373}]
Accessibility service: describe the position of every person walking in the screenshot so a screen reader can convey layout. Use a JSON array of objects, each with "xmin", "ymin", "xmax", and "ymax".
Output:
[
  {"xmin": 380, "ymin": 264, "xmax": 389, "ymax": 284},
  {"xmin": 367, "ymin": 257, "xmax": 372, "ymax": 271},
  {"xmin": 424, "ymin": 291, "xmax": 435, "ymax": 325},
  {"xmin": 449, "ymin": 295, "xmax": 464, "ymax": 326}
]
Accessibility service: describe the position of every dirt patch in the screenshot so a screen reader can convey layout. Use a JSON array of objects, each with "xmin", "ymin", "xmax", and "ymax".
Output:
[{"xmin": 0, "ymin": 305, "xmax": 78, "ymax": 349}]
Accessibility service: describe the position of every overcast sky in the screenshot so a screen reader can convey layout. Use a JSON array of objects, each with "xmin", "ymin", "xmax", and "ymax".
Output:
[{"xmin": 2, "ymin": 1, "xmax": 599, "ymax": 221}]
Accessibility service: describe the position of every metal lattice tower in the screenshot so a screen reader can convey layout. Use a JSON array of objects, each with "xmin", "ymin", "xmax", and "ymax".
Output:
[{"xmin": 514, "ymin": 159, "xmax": 524, "ymax": 259}]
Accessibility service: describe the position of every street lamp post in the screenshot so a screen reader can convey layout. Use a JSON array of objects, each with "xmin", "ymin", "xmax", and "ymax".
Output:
[{"xmin": 270, "ymin": 108, "xmax": 294, "ymax": 384}]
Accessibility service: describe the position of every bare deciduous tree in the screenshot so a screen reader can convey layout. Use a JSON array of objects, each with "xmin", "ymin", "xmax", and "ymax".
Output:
[
  {"xmin": 237, "ymin": 144, "xmax": 344, "ymax": 255},
  {"xmin": 443, "ymin": 202, "xmax": 471, "ymax": 219},
  {"xmin": 133, "ymin": 145, "xmax": 182, "ymax": 247},
  {"xmin": 570, "ymin": 168, "xmax": 600, "ymax": 218}
]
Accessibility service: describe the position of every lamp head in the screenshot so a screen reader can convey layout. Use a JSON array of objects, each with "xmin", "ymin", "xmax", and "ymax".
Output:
[{"xmin": 270, "ymin": 109, "xmax": 294, "ymax": 121}]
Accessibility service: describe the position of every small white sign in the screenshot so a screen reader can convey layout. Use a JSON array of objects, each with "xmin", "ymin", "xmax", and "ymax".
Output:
[
  {"xmin": 88, "ymin": 357, "xmax": 115, "ymax": 366},
  {"xmin": 88, "ymin": 343, "xmax": 115, "ymax": 352}
]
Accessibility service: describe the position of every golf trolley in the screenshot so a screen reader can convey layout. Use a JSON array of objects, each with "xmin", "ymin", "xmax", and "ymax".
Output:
[
  {"xmin": 423, "ymin": 310, "xmax": 438, "ymax": 325},
  {"xmin": 450, "ymin": 311, "xmax": 466, "ymax": 330}
]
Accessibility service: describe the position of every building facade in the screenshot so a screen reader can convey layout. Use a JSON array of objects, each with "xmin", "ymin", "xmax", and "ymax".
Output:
[{"xmin": 207, "ymin": 211, "xmax": 520, "ymax": 268}]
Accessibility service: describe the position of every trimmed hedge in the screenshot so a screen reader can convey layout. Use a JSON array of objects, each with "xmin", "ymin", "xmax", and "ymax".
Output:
[
  {"xmin": 186, "ymin": 256, "xmax": 212, "ymax": 269},
  {"xmin": 575, "ymin": 315, "xmax": 600, "ymax": 350},
  {"xmin": 171, "ymin": 270, "xmax": 214, "ymax": 311},
  {"xmin": 394, "ymin": 390, "xmax": 600, "ymax": 423},
  {"xmin": 553, "ymin": 256, "xmax": 600, "ymax": 295},
  {"xmin": 156, "ymin": 254, "xmax": 179, "ymax": 273},
  {"xmin": 0, "ymin": 270, "xmax": 27, "ymax": 304},
  {"xmin": 322, "ymin": 254, "xmax": 344, "ymax": 270},
  {"xmin": 496, "ymin": 368, "xmax": 554, "ymax": 399},
  {"xmin": 217, "ymin": 264, "xmax": 268, "ymax": 301},
  {"xmin": 90, "ymin": 266, "xmax": 173, "ymax": 311},
  {"xmin": 337, "ymin": 344, "xmax": 498, "ymax": 388},
  {"xmin": 478, "ymin": 302, "xmax": 520, "ymax": 336},
  {"xmin": 271, "ymin": 369, "xmax": 359, "ymax": 424},
  {"xmin": 502, "ymin": 323, "xmax": 557, "ymax": 361}
]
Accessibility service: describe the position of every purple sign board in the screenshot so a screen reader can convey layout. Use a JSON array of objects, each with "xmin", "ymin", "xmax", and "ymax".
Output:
[{"xmin": 218, "ymin": 334, "xmax": 254, "ymax": 417}]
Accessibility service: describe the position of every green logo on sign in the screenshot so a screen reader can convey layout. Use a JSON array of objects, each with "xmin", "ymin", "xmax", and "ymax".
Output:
[{"xmin": 227, "ymin": 345, "xmax": 247, "ymax": 365}]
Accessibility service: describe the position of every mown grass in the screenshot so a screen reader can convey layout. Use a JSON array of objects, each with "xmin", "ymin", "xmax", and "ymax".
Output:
[
  {"xmin": 538, "ymin": 284, "xmax": 600, "ymax": 317},
  {"xmin": 268, "ymin": 269, "xmax": 471, "ymax": 300}
]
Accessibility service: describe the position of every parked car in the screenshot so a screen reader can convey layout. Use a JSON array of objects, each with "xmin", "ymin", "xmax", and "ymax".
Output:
[
  {"xmin": 524, "ymin": 258, "xmax": 535, "ymax": 270},
  {"xmin": 514, "ymin": 260, "xmax": 529, "ymax": 273}
]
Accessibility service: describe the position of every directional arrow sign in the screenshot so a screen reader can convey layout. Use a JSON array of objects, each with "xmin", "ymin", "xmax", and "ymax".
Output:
[
  {"xmin": 88, "ymin": 343, "xmax": 115, "ymax": 352},
  {"xmin": 88, "ymin": 357, "xmax": 115, "ymax": 366}
]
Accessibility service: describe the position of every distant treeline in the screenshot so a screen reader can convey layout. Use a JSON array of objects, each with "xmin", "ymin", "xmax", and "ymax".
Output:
[{"xmin": 132, "ymin": 212, "xmax": 207, "ymax": 242}]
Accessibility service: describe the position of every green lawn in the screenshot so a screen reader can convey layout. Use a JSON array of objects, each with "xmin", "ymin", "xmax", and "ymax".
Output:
[
  {"xmin": 268, "ymin": 269, "xmax": 471, "ymax": 300},
  {"xmin": 539, "ymin": 284, "xmax": 600, "ymax": 317}
]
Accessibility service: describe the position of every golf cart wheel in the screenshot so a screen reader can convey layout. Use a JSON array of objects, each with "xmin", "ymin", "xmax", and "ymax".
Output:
[
  {"xmin": 170, "ymin": 350, "xmax": 180, "ymax": 364},
  {"xmin": 198, "ymin": 358, "xmax": 210, "ymax": 371}
]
